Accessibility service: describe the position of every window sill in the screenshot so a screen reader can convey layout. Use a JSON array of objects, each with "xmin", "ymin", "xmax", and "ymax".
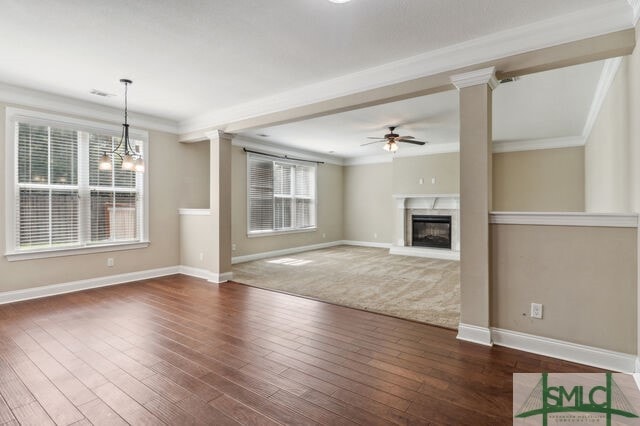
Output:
[
  {"xmin": 247, "ymin": 228, "xmax": 317, "ymax": 238},
  {"xmin": 5, "ymin": 241, "xmax": 150, "ymax": 262}
]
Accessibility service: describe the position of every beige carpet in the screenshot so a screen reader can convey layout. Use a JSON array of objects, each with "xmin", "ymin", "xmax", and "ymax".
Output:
[{"xmin": 232, "ymin": 245, "xmax": 460, "ymax": 329}]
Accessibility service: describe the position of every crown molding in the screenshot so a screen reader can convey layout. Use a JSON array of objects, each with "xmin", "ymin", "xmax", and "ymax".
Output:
[
  {"xmin": 204, "ymin": 130, "xmax": 223, "ymax": 141},
  {"xmin": 582, "ymin": 57, "xmax": 623, "ymax": 141},
  {"xmin": 0, "ymin": 82, "xmax": 179, "ymax": 134},
  {"xmin": 343, "ymin": 142, "xmax": 461, "ymax": 166},
  {"xmin": 492, "ymin": 136, "xmax": 585, "ymax": 153},
  {"xmin": 342, "ymin": 136, "xmax": 586, "ymax": 166},
  {"xmin": 230, "ymin": 133, "xmax": 590, "ymax": 167},
  {"xmin": 450, "ymin": 67, "xmax": 498, "ymax": 90},
  {"xmin": 204, "ymin": 130, "xmax": 233, "ymax": 142},
  {"xmin": 178, "ymin": 1, "xmax": 635, "ymax": 136}
]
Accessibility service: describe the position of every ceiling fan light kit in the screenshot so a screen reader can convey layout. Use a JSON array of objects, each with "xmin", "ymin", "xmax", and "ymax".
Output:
[
  {"xmin": 362, "ymin": 126, "xmax": 427, "ymax": 153},
  {"xmin": 383, "ymin": 141, "xmax": 398, "ymax": 152}
]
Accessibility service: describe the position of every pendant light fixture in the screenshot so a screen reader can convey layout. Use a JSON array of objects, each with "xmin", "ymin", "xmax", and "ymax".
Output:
[{"xmin": 98, "ymin": 79, "xmax": 145, "ymax": 172}]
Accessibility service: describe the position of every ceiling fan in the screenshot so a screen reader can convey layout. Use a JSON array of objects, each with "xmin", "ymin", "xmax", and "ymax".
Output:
[{"xmin": 361, "ymin": 126, "xmax": 427, "ymax": 152}]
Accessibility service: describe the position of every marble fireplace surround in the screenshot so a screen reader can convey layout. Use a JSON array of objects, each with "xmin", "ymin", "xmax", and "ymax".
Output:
[{"xmin": 390, "ymin": 194, "xmax": 460, "ymax": 260}]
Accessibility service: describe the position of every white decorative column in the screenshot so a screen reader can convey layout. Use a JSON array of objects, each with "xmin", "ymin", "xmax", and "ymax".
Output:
[
  {"xmin": 451, "ymin": 67, "xmax": 498, "ymax": 346},
  {"xmin": 206, "ymin": 130, "xmax": 233, "ymax": 283}
]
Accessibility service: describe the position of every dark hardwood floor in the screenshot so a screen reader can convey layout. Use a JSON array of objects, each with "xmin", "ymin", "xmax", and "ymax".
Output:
[{"xmin": 0, "ymin": 275, "xmax": 602, "ymax": 425}]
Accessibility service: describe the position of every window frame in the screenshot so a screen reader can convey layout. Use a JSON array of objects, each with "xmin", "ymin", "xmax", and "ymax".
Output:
[
  {"xmin": 246, "ymin": 152, "xmax": 317, "ymax": 237},
  {"xmin": 4, "ymin": 107, "xmax": 150, "ymax": 261}
]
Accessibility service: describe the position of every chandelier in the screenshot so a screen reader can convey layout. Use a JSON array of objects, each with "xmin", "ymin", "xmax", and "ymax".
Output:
[{"xmin": 98, "ymin": 79, "xmax": 145, "ymax": 172}]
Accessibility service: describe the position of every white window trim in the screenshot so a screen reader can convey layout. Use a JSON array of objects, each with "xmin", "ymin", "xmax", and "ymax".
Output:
[
  {"xmin": 4, "ymin": 107, "xmax": 150, "ymax": 261},
  {"xmin": 246, "ymin": 153, "xmax": 318, "ymax": 237}
]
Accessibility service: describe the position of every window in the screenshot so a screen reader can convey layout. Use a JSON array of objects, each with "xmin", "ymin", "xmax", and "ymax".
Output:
[
  {"xmin": 247, "ymin": 153, "xmax": 316, "ymax": 235},
  {"xmin": 5, "ymin": 108, "xmax": 149, "ymax": 260}
]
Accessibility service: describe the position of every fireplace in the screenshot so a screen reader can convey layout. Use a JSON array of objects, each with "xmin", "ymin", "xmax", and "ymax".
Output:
[{"xmin": 411, "ymin": 215, "xmax": 452, "ymax": 249}]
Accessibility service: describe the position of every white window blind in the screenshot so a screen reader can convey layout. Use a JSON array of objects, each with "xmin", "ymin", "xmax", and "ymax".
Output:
[
  {"xmin": 7, "ymin": 112, "xmax": 147, "ymax": 256},
  {"xmin": 247, "ymin": 153, "xmax": 316, "ymax": 234}
]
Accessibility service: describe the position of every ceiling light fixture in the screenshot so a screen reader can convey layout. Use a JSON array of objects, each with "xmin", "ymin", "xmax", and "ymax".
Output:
[
  {"xmin": 98, "ymin": 79, "xmax": 145, "ymax": 173},
  {"xmin": 383, "ymin": 140, "xmax": 399, "ymax": 153},
  {"xmin": 328, "ymin": 0, "xmax": 351, "ymax": 3}
]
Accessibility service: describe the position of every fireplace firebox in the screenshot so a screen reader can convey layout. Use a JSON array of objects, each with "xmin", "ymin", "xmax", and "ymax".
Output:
[{"xmin": 411, "ymin": 215, "xmax": 452, "ymax": 249}]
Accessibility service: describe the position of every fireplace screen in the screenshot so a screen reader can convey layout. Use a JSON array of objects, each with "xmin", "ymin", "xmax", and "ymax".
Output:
[{"xmin": 411, "ymin": 215, "xmax": 452, "ymax": 249}]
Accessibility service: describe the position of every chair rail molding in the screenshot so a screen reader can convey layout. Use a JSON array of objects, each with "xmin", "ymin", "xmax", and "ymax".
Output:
[{"xmin": 490, "ymin": 212, "xmax": 639, "ymax": 227}]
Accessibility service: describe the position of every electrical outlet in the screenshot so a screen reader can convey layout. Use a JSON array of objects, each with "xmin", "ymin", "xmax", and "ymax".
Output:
[
  {"xmin": 107, "ymin": 258, "xmax": 114, "ymax": 267},
  {"xmin": 322, "ymin": 233, "xmax": 326, "ymax": 239},
  {"xmin": 419, "ymin": 178, "xmax": 424, "ymax": 185},
  {"xmin": 232, "ymin": 244, "xmax": 237, "ymax": 251},
  {"xmin": 373, "ymin": 232, "xmax": 378, "ymax": 239},
  {"xmin": 431, "ymin": 177, "xmax": 436, "ymax": 184},
  {"xmin": 199, "ymin": 252, "xmax": 204, "ymax": 261},
  {"xmin": 530, "ymin": 303, "xmax": 543, "ymax": 319}
]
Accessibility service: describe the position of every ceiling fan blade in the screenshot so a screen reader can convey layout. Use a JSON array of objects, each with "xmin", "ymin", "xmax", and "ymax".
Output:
[
  {"xmin": 398, "ymin": 135, "xmax": 414, "ymax": 139},
  {"xmin": 399, "ymin": 140, "xmax": 427, "ymax": 145},
  {"xmin": 366, "ymin": 137, "xmax": 386, "ymax": 140},
  {"xmin": 360, "ymin": 140, "xmax": 384, "ymax": 146}
]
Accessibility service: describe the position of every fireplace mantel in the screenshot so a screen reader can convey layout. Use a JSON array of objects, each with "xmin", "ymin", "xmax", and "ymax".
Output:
[
  {"xmin": 390, "ymin": 194, "xmax": 460, "ymax": 261},
  {"xmin": 392, "ymin": 194, "xmax": 460, "ymax": 210}
]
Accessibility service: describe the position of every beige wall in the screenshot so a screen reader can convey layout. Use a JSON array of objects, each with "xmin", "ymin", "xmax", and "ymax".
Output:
[
  {"xmin": 491, "ymin": 224, "xmax": 637, "ymax": 354},
  {"xmin": 230, "ymin": 146, "xmax": 343, "ymax": 257},
  {"xmin": 180, "ymin": 214, "xmax": 213, "ymax": 269},
  {"xmin": 586, "ymin": 24, "xmax": 640, "ymax": 214},
  {"xmin": 343, "ymin": 162, "xmax": 394, "ymax": 243},
  {"xmin": 493, "ymin": 147, "xmax": 585, "ymax": 212},
  {"xmin": 585, "ymin": 60, "xmax": 630, "ymax": 213},
  {"xmin": 392, "ymin": 153, "xmax": 459, "ymax": 194},
  {"xmin": 180, "ymin": 141, "xmax": 210, "ymax": 209},
  {"xmin": 343, "ymin": 147, "xmax": 585, "ymax": 245},
  {"xmin": 630, "ymin": 25, "xmax": 640, "ymax": 212},
  {"xmin": 0, "ymin": 102, "xmax": 197, "ymax": 292}
]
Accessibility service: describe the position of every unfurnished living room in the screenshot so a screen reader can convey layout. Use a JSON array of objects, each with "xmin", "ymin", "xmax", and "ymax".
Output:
[{"xmin": 1, "ymin": 1, "xmax": 640, "ymax": 425}]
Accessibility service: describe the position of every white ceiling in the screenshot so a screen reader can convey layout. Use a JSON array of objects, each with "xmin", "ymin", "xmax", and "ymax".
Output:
[
  {"xmin": 0, "ymin": 0, "xmax": 619, "ymax": 124},
  {"xmin": 239, "ymin": 60, "xmax": 605, "ymax": 158}
]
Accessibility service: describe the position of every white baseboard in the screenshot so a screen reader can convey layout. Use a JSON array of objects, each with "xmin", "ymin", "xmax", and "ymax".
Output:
[
  {"xmin": 231, "ymin": 241, "xmax": 343, "ymax": 264},
  {"xmin": 210, "ymin": 272, "xmax": 233, "ymax": 283},
  {"xmin": 178, "ymin": 266, "xmax": 233, "ymax": 283},
  {"xmin": 636, "ymin": 356, "xmax": 640, "ymax": 374},
  {"xmin": 0, "ymin": 266, "xmax": 180, "ymax": 305},
  {"xmin": 230, "ymin": 240, "xmax": 400, "ymax": 264},
  {"xmin": 389, "ymin": 245, "xmax": 460, "ymax": 260},
  {"xmin": 178, "ymin": 265, "xmax": 211, "ymax": 280},
  {"xmin": 341, "ymin": 240, "xmax": 392, "ymax": 249},
  {"xmin": 457, "ymin": 323, "xmax": 493, "ymax": 346},
  {"xmin": 491, "ymin": 327, "xmax": 637, "ymax": 373}
]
